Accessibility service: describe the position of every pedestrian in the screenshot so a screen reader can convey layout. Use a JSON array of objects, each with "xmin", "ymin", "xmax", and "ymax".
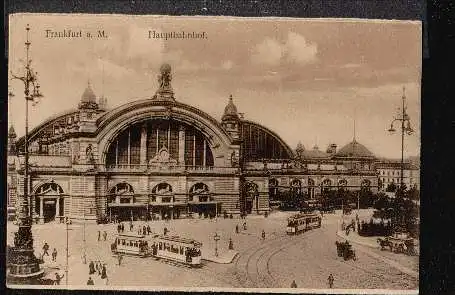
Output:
[
  {"xmin": 89, "ymin": 261, "xmax": 95, "ymax": 275},
  {"xmin": 98, "ymin": 262, "xmax": 102, "ymax": 276},
  {"xmin": 243, "ymin": 222, "xmax": 247, "ymax": 230},
  {"xmin": 43, "ymin": 242, "xmax": 50, "ymax": 256},
  {"xmin": 54, "ymin": 272, "xmax": 63, "ymax": 285},
  {"xmin": 101, "ymin": 264, "xmax": 107, "ymax": 280},
  {"xmin": 117, "ymin": 254, "xmax": 123, "ymax": 266},
  {"xmin": 143, "ymin": 226, "xmax": 147, "ymax": 235},
  {"xmin": 52, "ymin": 248, "xmax": 57, "ymax": 261},
  {"xmin": 129, "ymin": 221, "xmax": 133, "ymax": 231},
  {"xmin": 87, "ymin": 276, "xmax": 94, "ymax": 285},
  {"xmin": 328, "ymin": 273, "xmax": 334, "ymax": 289},
  {"xmin": 290, "ymin": 280, "xmax": 297, "ymax": 288},
  {"xmin": 121, "ymin": 223, "xmax": 124, "ymax": 232},
  {"xmin": 103, "ymin": 231, "xmax": 107, "ymax": 241},
  {"xmin": 235, "ymin": 224, "xmax": 239, "ymax": 234},
  {"xmin": 147, "ymin": 224, "xmax": 151, "ymax": 235},
  {"xmin": 98, "ymin": 230, "xmax": 101, "ymax": 241},
  {"xmin": 261, "ymin": 230, "xmax": 266, "ymax": 240},
  {"xmin": 228, "ymin": 238, "xmax": 234, "ymax": 250},
  {"xmin": 164, "ymin": 227, "xmax": 168, "ymax": 236},
  {"xmin": 117, "ymin": 224, "xmax": 121, "ymax": 234}
]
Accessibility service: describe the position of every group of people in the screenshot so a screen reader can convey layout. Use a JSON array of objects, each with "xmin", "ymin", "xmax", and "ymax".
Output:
[
  {"xmin": 137, "ymin": 224, "xmax": 152, "ymax": 236},
  {"xmin": 87, "ymin": 260, "xmax": 108, "ymax": 285},
  {"xmin": 42, "ymin": 242, "xmax": 58, "ymax": 262}
]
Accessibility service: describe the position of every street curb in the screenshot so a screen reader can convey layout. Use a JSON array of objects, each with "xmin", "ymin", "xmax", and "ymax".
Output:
[
  {"xmin": 203, "ymin": 251, "xmax": 238, "ymax": 264},
  {"xmin": 336, "ymin": 231, "xmax": 419, "ymax": 278}
]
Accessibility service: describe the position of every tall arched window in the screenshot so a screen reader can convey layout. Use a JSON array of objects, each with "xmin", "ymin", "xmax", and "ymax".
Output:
[
  {"xmin": 322, "ymin": 178, "xmax": 333, "ymax": 193},
  {"xmin": 269, "ymin": 178, "xmax": 279, "ymax": 200},
  {"xmin": 290, "ymin": 179, "xmax": 302, "ymax": 196},
  {"xmin": 361, "ymin": 179, "xmax": 371, "ymax": 191},
  {"xmin": 338, "ymin": 179, "xmax": 348, "ymax": 188},
  {"xmin": 308, "ymin": 178, "xmax": 315, "ymax": 199}
]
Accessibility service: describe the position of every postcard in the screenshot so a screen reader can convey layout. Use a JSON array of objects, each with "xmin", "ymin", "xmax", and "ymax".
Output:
[{"xmin": 7, "ymin": 13, "xmax": 420, "ymax": 294}]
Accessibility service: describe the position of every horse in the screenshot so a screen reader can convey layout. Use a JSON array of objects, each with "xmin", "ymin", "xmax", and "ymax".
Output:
[{"xmin": 377, "ymin": 238, "xmax": 393, "ymax": 251}]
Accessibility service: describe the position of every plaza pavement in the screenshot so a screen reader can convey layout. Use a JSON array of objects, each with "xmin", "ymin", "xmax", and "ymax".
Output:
[{"xmin": 6, "ymin": 209, "xmax": 418, "ymax": 290}]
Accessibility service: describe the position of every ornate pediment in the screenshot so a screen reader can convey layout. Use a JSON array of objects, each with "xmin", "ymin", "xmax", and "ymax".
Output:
[{"xmin": 148, "ymin": 145, "xmax": 177, "ymax": 169}]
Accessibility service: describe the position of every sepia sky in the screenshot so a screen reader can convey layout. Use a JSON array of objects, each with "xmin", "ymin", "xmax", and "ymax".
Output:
[{"xmin": 8, "ymin": 14, "xmax": 421, "ymax": 159}]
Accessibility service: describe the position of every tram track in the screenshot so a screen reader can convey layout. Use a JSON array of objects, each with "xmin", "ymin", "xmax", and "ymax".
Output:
[{"xmin": 233, "ymin": 228, "xmax": 321, "ymax": 288}]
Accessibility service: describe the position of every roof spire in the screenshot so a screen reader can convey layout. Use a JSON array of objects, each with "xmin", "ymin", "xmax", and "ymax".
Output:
[
  {"xmin": 353, "ymin": 107, "xmax": 357, "ymax": 142},
  {"xmin": 222, "ymin": 94, "xmax": 239, "ymax": 121}
]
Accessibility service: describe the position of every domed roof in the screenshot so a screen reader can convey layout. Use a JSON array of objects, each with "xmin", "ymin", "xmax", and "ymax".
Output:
[
  {"xmin": 8, "ymin": 125, "xmax": 17, "ymax": 138},
  {"xmin": 222, "ymin": 94, "xmax": 239, "ymax": 121},
  {"xmin": 334, "ymin": 139, "xmax": 375, "ymax": 159},
  {"xmin": 81, "ymin": 81, "xmax": 96, "ymax": 103},
  {"xmin": 298, "ymin": 144, "xmax": 330, "ymax": 160}
]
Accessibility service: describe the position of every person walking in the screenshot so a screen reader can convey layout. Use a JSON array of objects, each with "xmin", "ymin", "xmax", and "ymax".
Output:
[
  {"xmin": 117, "ymin": 254, "xmax": 123, "ymax": 266},
  {"xmin": 243, "ymin": 222, "xmax": 247, "ymax": 230},
  {"xmin": 235, "ymin": 224, "xmax": 239, "ymax": 234},
  {"xmin": 129, "ymin": 221, "xmax": 133, "ymax": 231},
  {"xmin": 328, "ymin": 274, "xmax": 334, "ymax": 289},
  {"xmin": 87, "ymin": 276, "xmax": 94, "ymax": 285},
  {"xmin": 290, "ymin": 280, "xmax": 297, "ymax": 288},
  {"xmin": 98, "ymin": 230, "xmax": 101, "ymax": 242},
  {"xmin": 101, "ymin": 264, "xmax": 108, "ymax": 285},
  {"xmin": 54, "ymin": 272, "xmax": 63, "ymax": 285},
  {"xmin": 52, "ymin": 248, "xmax": 58, "ymax": 262},
  {"xmin": 103, "ymin": 231, "xmax": 107, "ymax": 241},
  {"xmin": 147, "ymin": 224, "xmax": 151, "ymax": 235},
  {"xmin": 42, "ymin": 242, "xmax": 50, "ymax": 256},
  {"xmin": 117, "ymin": 224, "xmax": 121, "ymax": 234},
  {"xmin": 261, "ymin": 230, "xmax": 266, "ymax": 240},
  {"xmin": 89, "ymin": 261, "xmax": 95, "ymax": 275},
  {"xmin": 121, "ymin": 223, "xmax": 125, "ymax": 232}
]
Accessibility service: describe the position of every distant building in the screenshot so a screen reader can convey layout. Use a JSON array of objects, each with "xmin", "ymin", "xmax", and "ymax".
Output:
[
  {"xmin": 376, "ymin": 158, "xmax": 420, "ymax": 191},
  {"xmin": 8, "ymin": 64, "xmax": 387, "ymax": 224}
]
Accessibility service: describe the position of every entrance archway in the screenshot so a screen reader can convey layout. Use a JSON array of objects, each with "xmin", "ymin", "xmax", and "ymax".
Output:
[
  {"xmin": 34, "ymin": 182, "xmax": 65, "ymax": 223},
  {"xmin": 244, "ymin": 182, "xmax": 259, "ymax": 214}
]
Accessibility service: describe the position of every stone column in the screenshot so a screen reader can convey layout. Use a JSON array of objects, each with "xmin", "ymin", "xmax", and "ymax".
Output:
[
  {"xmin": 39, "ymin": 197, "xmax": 44, "ymax": 224},
  {"xmin": 178, "ymin": 126, "xmax": 185, "ymax": 165},
  {"xmin": 140, "ymin": 124, "xmax": 147, "ymax": 165},
  {"xmin": 203, "ymin": 139, "xmax": 207, "ymax": 168},
  {"xmin": 55, "ymin": 197, "xmax": 60, "ymax": 221}
]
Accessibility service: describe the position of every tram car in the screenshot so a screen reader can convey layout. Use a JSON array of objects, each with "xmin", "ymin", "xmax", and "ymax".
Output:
[
  {"xmin": 286, "ymin": 212, "xmax": 322, "ymax": 235},
  {"xmin": 111, "ymin": 233, "xmax": 157, "ymax": 257},
  {"xmin": 154, "ymin": 235, "xmax": 203, "ymax": 267},
  {"xmin": 111, "ymin": 233, "xmax": 203, "ymax": 267}
]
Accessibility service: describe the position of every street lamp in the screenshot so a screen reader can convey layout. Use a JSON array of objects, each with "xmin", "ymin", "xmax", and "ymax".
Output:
[
  {"xmin": 213, "ymin": 232, "xmax": 220, "ymax": 257},
  {"xmin": 388, "ymin": 86, "xmax": 414, "ymax": 230},
  {"xmin": 388, "ymin": 86, "xmax": 414, "ymax": 193},
  {"xmin": 7, "ymin": 24, "xmax": 44, "ymax": 282}
]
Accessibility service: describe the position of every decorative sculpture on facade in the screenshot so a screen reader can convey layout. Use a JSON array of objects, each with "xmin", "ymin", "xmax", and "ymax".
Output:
[{"xmin": 153, "ymin": 63, "xmax": 175, "ymax": 101}]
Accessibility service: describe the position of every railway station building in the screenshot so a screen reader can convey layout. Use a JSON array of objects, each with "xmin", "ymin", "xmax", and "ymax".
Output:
[{"xmin": 7, "ymin": 64, "xmax": 379, "ymax": 223}]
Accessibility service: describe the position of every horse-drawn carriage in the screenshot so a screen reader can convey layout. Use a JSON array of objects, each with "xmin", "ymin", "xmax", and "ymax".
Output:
[
  {"xmin": 377, "ymin": 235, "xmax": 417, "ymax": 255},
  {"xmin": 335, "ymin": 241, "xmax": 356, "ymax": 261}
]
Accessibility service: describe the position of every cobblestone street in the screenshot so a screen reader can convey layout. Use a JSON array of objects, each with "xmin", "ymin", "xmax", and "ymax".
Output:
[{"xmin": 7, "ymin": 210, "xmax": 418, "ymax": 290}]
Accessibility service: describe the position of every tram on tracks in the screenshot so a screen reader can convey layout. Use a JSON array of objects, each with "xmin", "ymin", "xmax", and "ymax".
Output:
[
  {"xmin": 111, "ymin": 233, "xmax": 203, "ymax": 267},
  {"xmin": 286, "ymin": 212, "xmax": 322, "ymax": 235}
]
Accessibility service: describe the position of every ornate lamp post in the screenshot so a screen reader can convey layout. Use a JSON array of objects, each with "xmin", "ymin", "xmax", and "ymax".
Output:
[
  {"xmin": 387, "ymin": 86, "xmax": 414, "ymax": 229},
  {"xmin": 213, "ymin": 232, "xmax": 220, "ymax": 257},
  {"xmin": 8, "ymin": 24, "xmax": 44, "ymax": 282}
]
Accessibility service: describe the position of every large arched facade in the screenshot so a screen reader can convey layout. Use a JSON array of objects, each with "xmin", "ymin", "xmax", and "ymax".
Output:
[{"xmin": 8, "ymin": 64, "xmax": 380, "ymax": 223}]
